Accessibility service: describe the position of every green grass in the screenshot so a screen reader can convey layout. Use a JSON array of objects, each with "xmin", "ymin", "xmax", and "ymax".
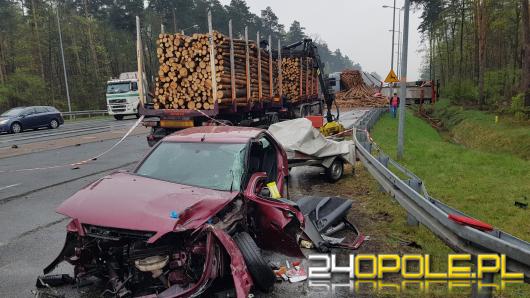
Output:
[
  {"xmin": 370, "ymin": 110, "xmax": 530, "ymax": 297},
  {"xmin": 371, "ymin": 110, "xmax": 530, "ymax": 242},
  {"xmin": 428, "ymin": 99, "xmax": 530, "ymax": 160}
]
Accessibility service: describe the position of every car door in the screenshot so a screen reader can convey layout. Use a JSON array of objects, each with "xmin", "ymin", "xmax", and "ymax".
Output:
[
  {"xmin": 245, "ymin": 135, "xmax": 303, "ymax": 257},
  {"xmin": 20, "ymin": 107, "xmax": 38, "ymax": 129},
  {"xmin": 35, "ymin": 107, "xmax": 50, "ymax": 127}
]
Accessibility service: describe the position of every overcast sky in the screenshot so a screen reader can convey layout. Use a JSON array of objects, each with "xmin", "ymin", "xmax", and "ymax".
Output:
[{"xmin": 218, "ymin": 0, "xmax": 425, "ymax": 81}]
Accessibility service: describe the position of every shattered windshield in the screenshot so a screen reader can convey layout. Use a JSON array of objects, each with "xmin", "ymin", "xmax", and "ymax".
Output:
[
  {"xmin": 106, "ymin": 82, "xmax": 131, "ymax": 94},
  {"xmin": 135, "ymin": 142, "xmax": 247, "ymax": 191}
]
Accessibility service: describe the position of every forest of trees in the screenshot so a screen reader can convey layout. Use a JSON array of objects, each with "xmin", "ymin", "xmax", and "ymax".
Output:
[
  {"xmin": 0, "ymin": 0, "xmax": 359, "ymax": 111},
  {"xmin": 414, "ymin": 0, "xmax": 529, "ymax": 116}
]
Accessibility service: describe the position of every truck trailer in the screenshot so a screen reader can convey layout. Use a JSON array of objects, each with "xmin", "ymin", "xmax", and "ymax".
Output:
[{"xmin": 139, "ymin": 15, "xmax": 336, "ymax": 146}]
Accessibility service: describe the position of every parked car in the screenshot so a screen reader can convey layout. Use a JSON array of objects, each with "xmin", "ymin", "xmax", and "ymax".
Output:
[
  {"xmin": 43, "ymin": 126, "xmax": 306, "ymax": 297},
  {"xmin": 0, "ymin": 106, "xmax": 64, "ymax": 134}
]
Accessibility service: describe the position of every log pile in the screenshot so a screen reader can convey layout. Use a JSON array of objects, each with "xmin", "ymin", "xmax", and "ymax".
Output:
[
  {"xmin": 154, "ymin": 32, "xmax": 275, "ymax": 110},
  {"xmin": 280, "ymin": 57, "xmax": 317, "ymax": 101},
  {"xmin": 335, "ymin": 69, "xmax": 388, "ymax": 108}
]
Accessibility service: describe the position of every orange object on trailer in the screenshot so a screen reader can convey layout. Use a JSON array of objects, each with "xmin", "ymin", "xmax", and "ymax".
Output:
[{"xmin": 305, "ymin": 115, "xmax": 324, "ymax": 128}]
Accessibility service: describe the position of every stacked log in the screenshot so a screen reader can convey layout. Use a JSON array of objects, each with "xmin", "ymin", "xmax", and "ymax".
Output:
[
  {"xmin": 154, "ymin": 32, "xmax": 275, "ymax": 110},
  {"xmin": 335, "ymin": 69, "xmax": 387, "ymax": 108},
  {"xmin": 280, "ymin": 57, "xmax": 316, "ymax": 101}
]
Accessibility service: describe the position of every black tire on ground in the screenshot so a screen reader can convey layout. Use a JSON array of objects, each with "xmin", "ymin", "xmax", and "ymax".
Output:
[
  {"xmin": 10, "ymin": 122, "xmax": 22, "ymax": 134},
  {"xmin": 114, "ymin": 115, "xmax": 124, "ymax": 120},
  {"xmin": 49, "ymin": 119, "xmax": 59, "ymax": 129},
  {"xmin": 233, "ymin": 232, "xmax": 275, "ymax": 292},
  {"xmin": 325, "ymin": 158, "xmax": 344, "ymax": 183}
]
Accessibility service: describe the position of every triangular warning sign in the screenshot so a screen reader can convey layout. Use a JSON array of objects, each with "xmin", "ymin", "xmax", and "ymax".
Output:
[{"xmin": 384, "ymin": 69, "xmax": 399, "ymax": 83}]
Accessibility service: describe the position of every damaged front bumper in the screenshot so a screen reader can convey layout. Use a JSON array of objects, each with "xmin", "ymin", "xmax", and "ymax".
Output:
[{"xmin": 43, "ymin": 224, "xmax": 252, "ymax": 298}]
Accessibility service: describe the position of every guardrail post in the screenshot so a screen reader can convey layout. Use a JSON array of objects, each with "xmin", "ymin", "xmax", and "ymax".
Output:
[{"xmin": 405, "ymin": 178, "xmax": 421, "ymax": 226}]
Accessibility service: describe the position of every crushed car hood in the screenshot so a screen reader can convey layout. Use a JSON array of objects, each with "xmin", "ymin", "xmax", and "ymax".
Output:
[{"xmin": 57, "ymin": 172, "xmax": 236, "ymax": 241}]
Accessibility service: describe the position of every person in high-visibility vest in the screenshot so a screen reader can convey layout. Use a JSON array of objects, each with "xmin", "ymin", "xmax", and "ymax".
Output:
[{"xmin": 389, "ymin": 93, "xmax": 400, "ymax": 118}]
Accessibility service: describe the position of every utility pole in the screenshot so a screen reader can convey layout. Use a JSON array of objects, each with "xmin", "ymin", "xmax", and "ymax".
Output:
[
  {"xmin": 383, "ymin": 1, "xmax": 398, "ymax": 98},
  {"xmin": 396, "ymin": 8, "xmax": 402, "ymax": 78},
  {"xmin": 55, "ymin": 5, "xmax": 72, "ymax": 116},
  {"xmin": 397, "ymin": 0, "xmax": 410, "ymax": 160},
  {"xmin": 390, "ymin": 0, "xmax": 397, "ymax": 73}
]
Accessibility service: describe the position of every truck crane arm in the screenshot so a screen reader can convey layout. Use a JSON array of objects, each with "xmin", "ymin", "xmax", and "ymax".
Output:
[{"xmin": 283, "ymin": 39, "xmax": 337, "ymax": 122}]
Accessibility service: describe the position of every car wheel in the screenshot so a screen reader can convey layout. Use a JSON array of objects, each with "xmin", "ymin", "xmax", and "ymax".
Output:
[
  {"xmin": 233, "ymin": 232, "xmax": 275, "ymax": 292},
  {"xmin": 326, "ymin": 158, "xmax": 343, "ymax": 183},
  {"xmin": 10, "ymin": 122, "xmax": 22, "ymax": 134},
  {"xmin": 114, "ymin": 115, "xmax": 124, "ymax": 120},
  {"xmin": 49, "ymin": 119, "xmax": 59, "ymax": 129}
]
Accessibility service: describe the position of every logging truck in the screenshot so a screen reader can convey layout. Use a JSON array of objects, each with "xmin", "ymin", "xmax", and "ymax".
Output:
[
  {"xmin": 106, "ymin": 72, "xmax": 146, "ymax": 120},
  {"xmin": 140, "ymin": 17, "xmax": 336, "ymax": 146}
]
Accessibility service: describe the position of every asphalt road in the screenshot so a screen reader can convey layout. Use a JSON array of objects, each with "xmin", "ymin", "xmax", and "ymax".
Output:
[
  {"xmin": 0, "ymin": 117, "xmax": 137, "ymax": 149},
  {"xmin": 0, "ymin": 112, "xmax": 370, "ymax": 297}
]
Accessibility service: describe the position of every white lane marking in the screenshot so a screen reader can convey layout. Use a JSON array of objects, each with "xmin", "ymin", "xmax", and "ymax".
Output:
[{"xmin": 0, "ymin": 183, "xmax": 21, "ymax": 192}]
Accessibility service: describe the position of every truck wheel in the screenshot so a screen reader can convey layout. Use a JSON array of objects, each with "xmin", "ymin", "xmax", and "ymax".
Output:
[
  {"xmin": 114, "ymin": 115, "xmax": 124, "ymax": 120},
  {"xmin": 233, "ymin": 232, "xmax": 275, "ymax": 292},
  {"xmin": 326, "ymin": 158, "xmax": 343, "ymax": 183}
]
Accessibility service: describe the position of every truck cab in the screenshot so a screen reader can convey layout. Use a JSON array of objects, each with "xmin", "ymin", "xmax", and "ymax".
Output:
[{"xmin": 106, "ymin": 72, "xmax": 145, "ymax": 120}]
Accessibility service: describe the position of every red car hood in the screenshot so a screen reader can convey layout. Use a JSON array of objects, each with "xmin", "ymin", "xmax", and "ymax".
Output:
[{"xmin": 57, "ymin": 172, "xmax": 236, "ymax": 242}]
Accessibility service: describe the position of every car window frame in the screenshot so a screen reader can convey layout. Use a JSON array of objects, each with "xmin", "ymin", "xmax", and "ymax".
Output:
[
  {"xmin": 35, "ymin": 106, "xmax": 47, "ymax": 114},
  {"xmin": 23, "ymin": 107, "xmax": 36, "ymax": 116}
]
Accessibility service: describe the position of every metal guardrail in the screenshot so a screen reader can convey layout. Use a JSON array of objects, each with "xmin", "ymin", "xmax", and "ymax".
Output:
[
  {"xmin": 62, "ymin": 110, "xmax": 108, "ymax": 119},
  {"xmin": 353, "ymin": 108, "xmax": 530, "ymax": 281}
]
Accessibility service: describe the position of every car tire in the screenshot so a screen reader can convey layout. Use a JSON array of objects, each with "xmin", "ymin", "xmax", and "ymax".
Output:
[
  {"xmin": 114, "ymin": 115, "xmax": 124, "ymax": 120},
  {"xmin": 10, "ymin": 122, "xmax": 22, "ymax": 134},
  {"xmin": 233, "ymin": 232, "xmax": 275, "ymax": 293},
  {"xmin": 49, "ymin": 119, "xmax": 59, "ymax": 129},
  {"xmin": 325, "ymin": 158, "xmax": 343, "ymax": 183}
]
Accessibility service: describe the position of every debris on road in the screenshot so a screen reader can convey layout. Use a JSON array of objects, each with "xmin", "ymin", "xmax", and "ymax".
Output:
[
  {"xmin": 335, "ymin": 69, "xmax": 388, "ymax": 108},
  {"xmin": 273, "ymin": 261, "xmax": 307, "ymax": 283}
]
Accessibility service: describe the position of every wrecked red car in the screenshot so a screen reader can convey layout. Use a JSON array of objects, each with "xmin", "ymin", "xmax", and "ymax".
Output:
[{"xmin": 43, "ymin": 126, "xmax": 306, "ymax": 297}]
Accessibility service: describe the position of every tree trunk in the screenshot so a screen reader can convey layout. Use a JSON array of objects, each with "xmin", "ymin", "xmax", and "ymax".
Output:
[
  {"xmin": 522, "ymin": 0, "xmax": 530, "ymax": 106},
  {"xmin": 459, "ymin": 0, "xmax": 466, "ymax": 79},
  {"xmin": 0, "ymin": 36, "xmax": 6, "ymax": 84},
  {"xmin": 30, "ymin": 0, "xmax": 45, "ymax": 81},
  {"xmin": 476, "ymin": 0, "xmax": 487, "ymax": 108},
  {"xmin": 83, "ymin": 0, "xmax": 100, "ymax": 78}
]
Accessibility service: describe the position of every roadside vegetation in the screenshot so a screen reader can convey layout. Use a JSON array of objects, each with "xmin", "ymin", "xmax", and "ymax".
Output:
[
  {"xmin": 372, "ymin": 110, "xmax": 529, "ymax": 243},
  {"xmin": 0, "ymin": 0, "xmax": 360, "ymax": 113},
  {"xmin": 368, "ymin": 109, "xmax": 529, "ymax": 297},
  {"xmin": 425, "ymin": 99, "xmax": 530, "ymax": 160},
  {"xmin": 412, "ymin": 0, "xmax": 530, "ymax": 117}
]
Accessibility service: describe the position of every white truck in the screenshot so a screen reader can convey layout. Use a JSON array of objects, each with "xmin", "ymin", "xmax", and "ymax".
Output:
[{"xmin": 106, "ymin": 72, "xmax": 146, "ymax": 120}]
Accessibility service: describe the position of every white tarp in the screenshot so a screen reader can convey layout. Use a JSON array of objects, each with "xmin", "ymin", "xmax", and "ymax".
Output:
[{"xmin": 268, "ymin": 118, "xmax": 355, "ymax": 166}]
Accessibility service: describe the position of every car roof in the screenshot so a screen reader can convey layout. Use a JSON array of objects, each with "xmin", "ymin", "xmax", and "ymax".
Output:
[{"xmin": 163, "ymin": 126, "xmax": 265, "ymax": 143}]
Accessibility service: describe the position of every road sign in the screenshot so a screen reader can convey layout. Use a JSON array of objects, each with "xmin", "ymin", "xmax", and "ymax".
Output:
[{"xmin": 384, "ymin": 69, "xmax": 399, "ymax": 83}]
